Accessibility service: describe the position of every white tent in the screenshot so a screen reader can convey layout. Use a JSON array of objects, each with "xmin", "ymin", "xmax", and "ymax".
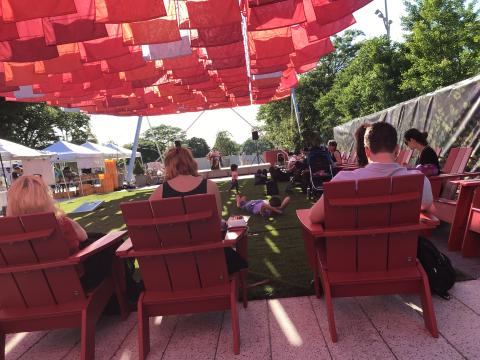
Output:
[
  {"xmin": 104, "ymin": 143, "xmax": 141, "ymax": 159},
  {"xmin": 0, "ymin": 139, "xmax": 55, "ymax": 185},
  {"xmin": 0, "ymin": 139, "xmax": 52, "ymax": 161},
  {"xmin": 43, "ymin": 141, "xmax": 104, "ymax": 169},
  {"xmin": 81, "ymin": 141, "xmax": 118, "ymax": 159}
]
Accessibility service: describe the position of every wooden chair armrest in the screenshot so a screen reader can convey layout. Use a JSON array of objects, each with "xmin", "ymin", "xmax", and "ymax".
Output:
[
  {"xmin": 74, "ymin": 231, "xmax": 127, "ymax": 261},
  {"xmin": 116, "ymin": 237, "xmax": 133, "ymax": 257},
  {"xmin": 296, "ymin": 209, "xmax": 326, "ymax": 237},
  {"xmin": 420, "ymin": 211, "xmax": 440, "ymax": 227},
  {"xmin": 224, "ymin": 227, "xmax": 247, "ymax": 241},
  {"xmin": 119, "ymin": 240, "xmax": 236, "ymax": 259},
  {"xmin": 450, "ymin": 179, "xmax": 480, "ymax": 187}
]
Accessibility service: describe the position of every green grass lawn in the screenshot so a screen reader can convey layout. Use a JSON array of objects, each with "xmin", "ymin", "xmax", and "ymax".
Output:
[{"xmin": 59, "ymin": 179, "xmax": 316, "ymax": 300}]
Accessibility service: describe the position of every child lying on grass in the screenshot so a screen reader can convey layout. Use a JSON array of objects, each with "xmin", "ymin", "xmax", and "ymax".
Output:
[{"xmin": 236, "ymin": 194, "xmax": 290, "ymax": 216}]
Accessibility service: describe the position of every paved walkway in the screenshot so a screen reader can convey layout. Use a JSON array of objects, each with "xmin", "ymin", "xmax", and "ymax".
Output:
[{"xmin": 6, "ymin": 279, "xmax": 480, "ymax": 360}]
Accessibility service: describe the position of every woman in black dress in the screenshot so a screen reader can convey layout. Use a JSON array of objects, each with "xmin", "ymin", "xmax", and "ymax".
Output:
[{"xmin": 404, "ymin": 128, "xmax": 440, "ymax": 173}]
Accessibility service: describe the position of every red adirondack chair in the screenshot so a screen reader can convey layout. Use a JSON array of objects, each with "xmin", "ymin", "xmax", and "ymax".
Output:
[
  {"xmin": 430, "ymin": 147, "xmax": 474, "ymax": 199},
  {"xmin": 297, "ymin": 174, "xmax": 439, "ymax": 342},
  {"xmin": 429, "ymin": 147, "xmax": 480, "ymax": 252},
  {"xmin": 432, "ymin": 179, "xmax": 480, "ymax": 252},
  {"xmin": 462, "ymin": 187, "xmax": 480, "ymax": 257},
  {"xmin": 0, "ymin": 213, "xmax": 129, "ymax": 360},
  {"xmin": 117, "ymin": 194, "xmax": 248, "ymax": 359}
]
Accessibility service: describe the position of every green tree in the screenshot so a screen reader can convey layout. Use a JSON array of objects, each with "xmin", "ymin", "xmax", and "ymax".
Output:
[
  {"xmin": 126, "ymin": 124, "xmax": 186, "ymax": 163},
  {"xmin": 55, "ymin": 111, "xmax": 96, "ymax": 144},
  {"xmin": 241, "ymin": 137, "xmax": 274, "ymax": 154},
  {"xmin": 315, "ymin": 37, "xmax": 410, "ymax": 131},
  {"xmin": 186, "ymin": 137, "xmax": 210, "ymax": 157},
  {"xmin": 213, "ymin": 131, "xmax": 239, "ymax": 155},
  {"xmin": 0, "ymin": 100, "xmax": 95, "ymax": 148},
  {"xmin": 401, "ymin": 0, "xmax": 480, "ymax": 94},
  {"xmin": 257, "ymin": 30, "xmax": 365, "ymax": 149}
]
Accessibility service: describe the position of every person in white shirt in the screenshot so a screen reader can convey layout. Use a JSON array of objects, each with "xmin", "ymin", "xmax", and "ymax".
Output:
[{"xmin": 310, "ymin": 122, "xmax": 433, "ymax": 224}]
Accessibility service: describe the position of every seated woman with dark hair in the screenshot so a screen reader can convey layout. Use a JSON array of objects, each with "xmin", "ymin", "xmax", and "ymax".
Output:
[
  {"xmin": 355, "ymin": 123, "xmax": 370, "ymax": 167},
  {"xmin": 404, "ymin": 128, "xmax": 440, "ymax": 175}
]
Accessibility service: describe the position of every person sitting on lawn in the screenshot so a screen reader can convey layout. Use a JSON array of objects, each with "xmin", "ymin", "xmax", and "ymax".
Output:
[
  {"xmin": 309, "ymin": 122, "xmax": 433, "ymax": 224},
  {"xmin": 236, "ymin": 194, "xmax": 290, "ymax": 216}
]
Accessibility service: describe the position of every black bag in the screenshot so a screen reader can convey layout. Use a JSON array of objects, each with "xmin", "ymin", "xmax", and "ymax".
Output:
[
  {"xmin": 417, "ymin": 237, "xmax": 456, "ymax": 299},
  {"xmin": 266, "ymin": 179, "xmax": 279, "ymax": 195}
]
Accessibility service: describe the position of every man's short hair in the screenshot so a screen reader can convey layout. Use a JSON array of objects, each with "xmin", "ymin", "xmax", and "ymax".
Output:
[
  {"xmin": 269, "ymin": 197, "xmax": 281, "ymax": 207},
  {"xmin": 364, "ymin": 122, "xmax": 397, "ymax": 154}
]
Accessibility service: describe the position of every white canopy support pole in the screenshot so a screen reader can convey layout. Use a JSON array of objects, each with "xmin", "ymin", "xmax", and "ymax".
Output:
[
  {"xmin": 185, "ymin": 110, "xmax": 205, "ymax": 133},
  {"xmin": 291, "ymin": 88, "xmax": 302, "ymax": 137},
  {"xmin": 146, "ymin": 116, "xmax": 165, "ymax": 163},
  {"xmin": 126, "ymin": 116, "xmax": 143, "ymax": 184},
  {"xmin": 57, "ymin": 162, "xmax": 70, "ymax": 200},
  {"xmin": 230, "ymin": 108, "xmax": 256, "ymax": 129},
  {"xmin": 0, "ymin": 152, "xmax": 8, "ymax": 190}
]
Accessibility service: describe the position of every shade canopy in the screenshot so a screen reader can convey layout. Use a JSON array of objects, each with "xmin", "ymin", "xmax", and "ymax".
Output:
[
  {"xmin": 0, "ymin": 139, "xmax": 52, "ymax": 161},
  {"xmin": 43, "ymin": 140, "xmax": 104, "ymax": 168},
  {"xmin": 0, "ymin": 0, "xmax": 372, "ymax": 116}
]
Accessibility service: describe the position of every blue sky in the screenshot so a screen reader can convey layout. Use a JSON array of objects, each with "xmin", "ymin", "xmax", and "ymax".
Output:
[{"xmin": 90, "ymin": 0, "xmax": 407, "ymax": 147}]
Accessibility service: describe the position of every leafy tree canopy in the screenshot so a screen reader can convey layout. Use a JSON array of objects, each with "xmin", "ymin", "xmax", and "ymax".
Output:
[
  {"xmin": 0, "ymin": 100, "xmax": 95, "ymax": 148},
  {"xmin": 186, "ymin": 136, "xmax": 210, "ymax": 157},
  {"xmin": 125, "ymin": 124, "xmax": 186, "ymax": 163},
  {"xmin": 401, "ymin": 0, "xmax": 480, "ymax": 94},
  {"xmin": 213, "ymin": 130, "xmax": 239, "ymax": 155}
]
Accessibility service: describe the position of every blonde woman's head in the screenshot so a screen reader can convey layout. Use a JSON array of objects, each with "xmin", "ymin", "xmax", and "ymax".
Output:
[
  {"xmin": 164, "ymin": 147, "xmax": 198, "ymax": 180},
  {"xmin": 6, "ymin": 175, "xmax": 64, "ymax": 218}
]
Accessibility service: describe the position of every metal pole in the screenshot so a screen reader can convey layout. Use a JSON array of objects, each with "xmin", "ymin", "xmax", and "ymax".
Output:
[
  {"xmin": 291, "ymin": 88, "xmax": 302, "ymax": 137},
  {"xmin": 384, "ymin": 0, "xmax": 390, "ymax": 39},
  {"xmin": 126, "ymin": 116, "xmax": 143, "ymax": 184},
  {"xmin": 146, "ymin": 116, "xmax": 164, "ymax": 162},
  {"xmin": 0, "ymin": 152, "xmax": 8, "ymax": 190}
]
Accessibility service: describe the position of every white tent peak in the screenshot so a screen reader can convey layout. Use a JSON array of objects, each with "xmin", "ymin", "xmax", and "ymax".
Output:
[
  {"xmin": 0, "ymin": 139, "xmax": 52, "ymax": 161},
  {"xmin": 81, "ymin": 142, "xmax": 118, "ymax": 158}
]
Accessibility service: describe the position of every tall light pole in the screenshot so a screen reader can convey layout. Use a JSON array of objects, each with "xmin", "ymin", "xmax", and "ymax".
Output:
[{"xmin": 375, "ymin": 0, "xmax": 392, "ymax": 39}]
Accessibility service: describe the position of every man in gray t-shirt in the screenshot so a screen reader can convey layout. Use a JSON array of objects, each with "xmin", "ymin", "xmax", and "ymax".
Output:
[{"xmin": 310, "ymin": 122, "xmax": 433, "ymax": 224}]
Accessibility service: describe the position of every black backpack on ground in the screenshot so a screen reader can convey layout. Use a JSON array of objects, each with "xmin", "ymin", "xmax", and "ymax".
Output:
[
  {"xmin": 266, "ymin": 179, "xmax": 279, "ymax": 195},
  {"xmin": 417, "ymin": 237, "xmax": 456, "ymax": 300}
]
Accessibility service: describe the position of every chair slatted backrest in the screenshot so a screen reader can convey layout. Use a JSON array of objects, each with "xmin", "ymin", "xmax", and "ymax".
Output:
[
  {"xmin": 347, "ymin": 150, "xmax": 357, "ymax": 165},
  {"xmin": 442, "ymin": 147, "xmax": 461, "ymax": 174},
  {"xmin": 441, "ymin": 147, "xmax": 473, "ymax": 199},
  {"xmin": 120, "ymin": 194, "xmax": 229, "ymax": 294},
  {"xmin": 323, "ymin": 174, "xmax": 424, "ymax": 273},
  {"xmin": 0, "ymin": 213, "xmax": 85, "ymax": 310}
]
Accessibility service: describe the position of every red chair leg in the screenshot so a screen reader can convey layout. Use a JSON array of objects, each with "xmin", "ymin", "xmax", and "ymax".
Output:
[
  {"xmin": 230, "ymin": 278, "xmax": 240, "ymax": 354},
  {"xmin": 111, "ymin": 257, "xmax": 130, "ymax": 320},
  {"xmin": 0, "ymin": 332, "xmax": 5, "ymax": 360},
  {"xmin": 80, "ymin": 310, "xmax": 95, "ymax": 360},
  {"xmin": 240, "ymin": 270, "xmax": 248, "ymax": 308},
  {"xmin": 323, "ymin": 285, "xmax": 337, "ymax": 342},
  {"xmin": 313, "ymin": 266, "xmax": 321, "ymax": 299},
  {"xmin": 418, "ymin": 271, "xmax": 439, "ymax": 337},
  {"xmin": 137, "ymin": 294, "xmax": 150, "ymax": 360}
]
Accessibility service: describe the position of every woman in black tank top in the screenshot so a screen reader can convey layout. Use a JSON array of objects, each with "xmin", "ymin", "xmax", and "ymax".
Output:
[
  {"xmin": 149, "ymin": 146, "xmax": 247, "ymax": 274},
  {"xmin": 162, "ymin": 177, "xmax": 208, "ymax": 198}
]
